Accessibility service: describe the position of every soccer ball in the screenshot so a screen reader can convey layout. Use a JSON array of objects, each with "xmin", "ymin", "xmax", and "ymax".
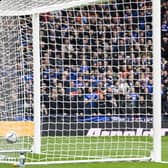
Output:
[{"xmin": 6, "ymin": 131, "xmax": 18, "ymax": 143}]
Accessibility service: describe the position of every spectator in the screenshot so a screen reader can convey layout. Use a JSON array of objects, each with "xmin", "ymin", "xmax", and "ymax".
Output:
[{"xmin": 84, "ymin": 88, "xmax": 98, "ymax": 115}]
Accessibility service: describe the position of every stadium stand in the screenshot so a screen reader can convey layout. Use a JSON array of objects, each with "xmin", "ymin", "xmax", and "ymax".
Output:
[{"xmin": 0, "ymin": 0, "xmax": 167, "ymax": 122}]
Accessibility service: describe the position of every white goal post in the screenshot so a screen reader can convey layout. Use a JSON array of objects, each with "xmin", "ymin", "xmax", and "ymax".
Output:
[{"xmin": 0, "ymin": 0, "xmax": 161, "ymax": 164}]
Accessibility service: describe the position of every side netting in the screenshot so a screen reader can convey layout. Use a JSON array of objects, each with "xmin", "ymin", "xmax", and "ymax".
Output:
[
  {"xmin": 0, "ymin": 0, "xmax": 161, "ymax": 164},
  {"xmin": 0, "ymin": 15, "xmax": 34, "ymax": 162}
]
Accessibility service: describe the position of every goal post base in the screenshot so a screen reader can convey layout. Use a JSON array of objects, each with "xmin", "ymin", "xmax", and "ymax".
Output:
[{"xmin": 25, "ymin": 157, "xmax": 151, "ymax": 165}]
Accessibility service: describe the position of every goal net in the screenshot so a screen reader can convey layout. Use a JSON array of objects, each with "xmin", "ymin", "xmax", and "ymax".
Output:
[{"xmin": 0, "ymin": 0, "xmax": 161, "ymax": 164}]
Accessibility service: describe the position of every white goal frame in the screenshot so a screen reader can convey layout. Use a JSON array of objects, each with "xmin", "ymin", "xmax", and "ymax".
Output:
[
  {"xmin": 152, "ymin": 0, "xmax": 161, "ymax": 162},
  {"xmin": 0, "ymin": 0, "xmax": 162, "ymax": 164}
]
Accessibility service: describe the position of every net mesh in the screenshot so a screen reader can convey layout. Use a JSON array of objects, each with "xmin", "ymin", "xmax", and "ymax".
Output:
[
  {"xmin": 0, "ymin": 0, "xmax": 61, "ymax": 11},
  {"xmin": 0, "ymin": 16, "xmax": 33, "ymax": 161},
  {"xmin": 0, "ymin": 0, "xmax": 154, "ymax": 163}
]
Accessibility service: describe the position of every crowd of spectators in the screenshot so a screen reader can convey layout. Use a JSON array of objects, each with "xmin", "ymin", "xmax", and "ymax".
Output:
[
  {"xmin": 2, "ymin": 0, "xmax": 167, "ymax": 121},
  {"xmin": 36, "ymin": 0, "xmax": 154, "ymax": 120}
]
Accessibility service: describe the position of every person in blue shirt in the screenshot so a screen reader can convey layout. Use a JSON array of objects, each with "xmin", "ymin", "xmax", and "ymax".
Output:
[{"xmin": 84, "ymin": 87, "xmax": 98, "ymax": 115}]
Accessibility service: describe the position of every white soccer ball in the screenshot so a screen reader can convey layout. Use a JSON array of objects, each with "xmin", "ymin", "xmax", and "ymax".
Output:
[{"xmin": 6, "ymin": 131, "xmax": 18, "ymax": 143}]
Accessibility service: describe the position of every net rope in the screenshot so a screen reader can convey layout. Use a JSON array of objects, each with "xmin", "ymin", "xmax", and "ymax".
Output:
[{"xmin": 0, "ymin": 0, "xmax": 155, "ymax": 163}]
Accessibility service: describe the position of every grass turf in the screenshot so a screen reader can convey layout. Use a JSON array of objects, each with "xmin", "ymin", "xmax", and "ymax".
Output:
[
  {"xmin": 0, "ymin": 162, "xmax": 168, "ymax": 168},
  {"xmin": 0, "ymin": 136, "xmax": 167, "ymax": 167}
]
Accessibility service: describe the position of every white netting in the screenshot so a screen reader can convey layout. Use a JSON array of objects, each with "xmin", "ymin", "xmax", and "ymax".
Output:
[
  {"xmin": 0, "ymin": 0, "xmax": 98, "ymax": 16},
  {"xmin": 0, "ymin": 15, "xmax": 33, "ymax": 161},
  {"xmin": 0, "ymin": 0, "xmax": 157, "ymax": 164},
  {"xmin": 0, "ymin": 0, "xmax": 63, "ymax": 11}
]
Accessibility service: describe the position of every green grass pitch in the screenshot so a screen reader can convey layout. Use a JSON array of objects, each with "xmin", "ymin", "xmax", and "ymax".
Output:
[
  {"xmin": 0, "ymin": 161, "xmax": 167, "ymax": 168},
  {"xmin": 0, "ymin": 136, "xmax": 168, "ymax": 168}
]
